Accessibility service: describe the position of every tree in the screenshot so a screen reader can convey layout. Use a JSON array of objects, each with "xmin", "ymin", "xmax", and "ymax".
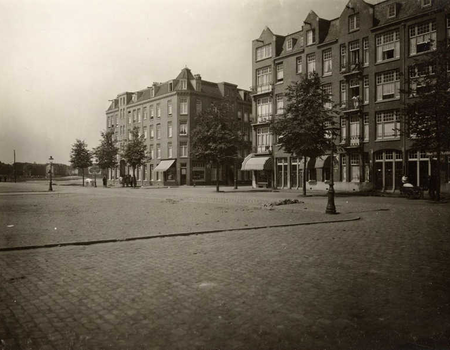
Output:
[
  {"xmin": 271, "ymin": 72, "xmax": 338, "ymax": 196},
  {"xmin": 403, "ymin": 40, "xmax": 450, "ymax": 201},
  {"xmin": 121, "ymin": 127, "xmax": 149, "ymax": 187},
  {"xmin": 191, "ymin": 103, "xmax": 243, "ymax": 192},
  {"xmin": 93, "ymin": 130, "xmax": 119, "ymax": 186},
  {"xmin": 70, "ymin": 139, "xmax": 92, "ymax": 186}
]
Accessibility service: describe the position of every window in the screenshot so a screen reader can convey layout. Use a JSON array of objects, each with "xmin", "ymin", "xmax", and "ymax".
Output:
[
  {"xmin": 156, "ymin": 144, "xmax": 161, "ymax": 159},
  {"xmin": 143, "ymin": 107, "xmax": 148, "ymax": 120},
  {"xmin": 128, "ymin": 111, "xmax": 132, "ymax": 124},
  {"xmin": 256, "ymin": 127, "xmax": 273, "ymax": 153},
  {"xmin": 196, "ymin": 99, "xmax": 202, "ymax": 114},
  {"xmin": 350, "ymin": 154, "xmax": 360, "ymax": 182},
  {"xmin": 388, "ymin": 3, "xmax": 397, "ymax": 18},
  {"xmin": 137, "ymin": 109, "xmax": 141, "ymax": 122},
  {"xmin": 244, "ymin": 112, "xmax": 249, "ymax": 122},
  {"xmin": 341, "ymin": 155, "xmax": 347, "ymax": 182},
  {"xmin": 256, "ymin": 66, "xmax": 272, "ymax": 93},
  {"xmin": 179, "ymin": 122, "xmax": 188, "ymax": 135},
  {"xmin": 180, "ymin": 98, "xmax": 188, "ymax": 115},
  {"xmin": 156, "ymin": 104, "xmax": 161, "ymax": 118},
  {"xmin": 349, "ymin": 14, "xmax": 360, "ymax": 32},
  {"xmin": 363, "ymin": 38, "xmax": 369, "ymax": 66},
  {"xmin": 409, "ymin": 64, "xmax": 435, "ymax": 96},
  {"xmin": 376, "ymin": 70, "xmax": 400, "ymax": 101},
  {"xmin": 133, "ymin": 110, "xmax": 137, "ymax": 122},
  {"xmin": 168, "ymin": 121, "xmax": 172, "ymax": 138},
  {"xmin": 150, "ymin": 145, "xmax": 154, "ymax": 159},
  {"xmin": 296, "ymin": 57, "xmax": 302, "ymax": 74},
  {"xmin": 180, "ymin": 142, "xmax": 188, "ymax": 157},
  {"xmin": 322, "ymin": 49, "xmax": 332, "ymax": 76},
  {"xmin": 340, "ymin": 44, "xmax": 347, "ymax": 70},
  {"xmin": 376, "ymin": 110, "xmax": 400, "ymax": 140},
  {"xmin": 307, "ymin": 53, "xmax": 315, "ymax": 73},
  {"xmin": 180, "ymin": 80, "xmax": 187, "ymax": 90},
  {"xmin": 363, "ymin": 76, "xmax": 369, "ymax": 105},
  {"xmin": 168, "ymin": 143, "xmax": 173, "ymax": 158},
  {"xmin": 421, "ymin": 0, "xmax": 431, "ymax": 7},
  {"xmin": 349, "ymin": 115, "xmax": 360, "ymax": 146},
  {"xmin": 323, "ymin": 83, "xmax": 332, "ymax": 109},
  {"xmin": 143, "ymin": 126, "xmax": 148, "ymax": 139},
  {"xmin": 256, "ymin": 44, "xmax": 272, "ymax": 61},
  {"xmin": 306, "ymin": 30, "xmax": 315, "ymax": 45},
  {"xmin": 150, "ymin": 164, "xmax": 154, "ymax": 181},
  {"xmin": 169, "ymin": 81, "xmax": 173, "ymax": 92},
  {"xmin": 156, "ymin": 124, "xmax": 161, "ymax": 139},
  {"xmin": 363, "ymin": 114, "xmax": 369, "ymax": 142},
  {"xmin": 256, "ymin": 97, "xmax": 273, "ymax": 123},
  {"xmin": 287, "ymin": 38, "xmax": 293, "ymax": 51},
  {"xmin": 167, "ymin": 101, "xmax": 172, "ymax": 115},
  {"xmin": 350, "ymin": 79, "xmax": 360, "ymax": 109},
  {"xmin": 276, "ymin": 95, "xmax": 284, "ymax": 115},
  {"xmin": 151, "ymin": 88, "xmax": 155, "ymax": 97},
  {"xmin": 340, "ymin": 118, "xmax": 347, "ymax": 143},
  {"xmin": 238, "ymin": 111, "xmax": 242, "ymax": 120},
  {"xmin": 340, "ymin": 81, "xmax": 347, "ymax": 108},
  {"xmin": 349, "ymin": 40, "xmax": 360, "ymax": 66},
  {"xmin": 150, "ymin": 105, "xmax": 154, "ymax": 119},
  {"xmin": 150, "ymin": 125, "xmax": 154, "ymax": 139},
  {"xmin": 376, "ymin": 29, "xmax": 400, "ymax": 62},
  {"xmin": 276, "ymin": 63, "xmax": 283, "ymax": 83},
  {"xmin": 409, "ymin": 21, "xmax": 436, "ymax": 56}
]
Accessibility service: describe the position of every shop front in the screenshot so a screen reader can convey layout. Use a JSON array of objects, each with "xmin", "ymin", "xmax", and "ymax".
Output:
[
  {"xmin": 154, "ymin": 159, "xmax": 177, "ymax": 186},
  {"xmin": 241, "ymin": 153, "xmax": 273, "ymax": 188}
]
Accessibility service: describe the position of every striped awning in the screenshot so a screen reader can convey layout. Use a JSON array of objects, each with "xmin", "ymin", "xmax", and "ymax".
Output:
[
  {"xmin": 154, "ymin": 159, "xmax": 176, "ymax": 172},
  {"xmin": 241, "ymin": 155, "xmax": 273, "ymax": 171}
]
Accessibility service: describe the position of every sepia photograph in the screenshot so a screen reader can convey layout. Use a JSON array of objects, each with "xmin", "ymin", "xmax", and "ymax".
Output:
[{"xmin": 1, "ymin": 0, "xmax": 450, "ymax": 349}]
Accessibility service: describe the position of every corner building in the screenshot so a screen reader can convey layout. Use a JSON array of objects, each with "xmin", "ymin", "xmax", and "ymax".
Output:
[
  {"xmin": 247, "ymin": 0, "xmax": 450, "ymax": 192},
  {"xmin": 106, "ymin": 68, "xmax": 252, "ymax": 186}
]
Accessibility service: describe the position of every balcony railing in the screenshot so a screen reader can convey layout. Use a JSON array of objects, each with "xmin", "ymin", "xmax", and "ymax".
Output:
[
  {"xmin": 256, "ymin": 115, "xmax": 273, "ymax": 124},
  {"xmin": 255, "ymin": 84, "xmax": 272, "ymax": 94},
  {"xmin": 350, "ymin": 135, "xmax": 360, "ymax": 146},
  {"xmin": 257, "ymin": 145, "xmax": 272, "ymax": 153}
]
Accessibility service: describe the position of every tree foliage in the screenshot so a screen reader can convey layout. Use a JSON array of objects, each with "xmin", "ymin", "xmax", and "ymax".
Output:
[
  {"xmin": 121, "ymin": 127, "xmax": 150, "ymax": 187},
  {"xmin": 93, "ymin": 130, "xmax": 119, "ymax": 171},
  {"xmin": 403, "ymin": 40, "xmax": 450, "ymax": 200},
  {"xmin": 191, "ymin": 102, "xmax": 246, "ymax": 191},
  {"xmin": 271, "ymin": 72, "xmax": 338, "ymax": 194},
  {"xmin": 70, "ymin": 139, "xmax": 92, "ymax": 186}
]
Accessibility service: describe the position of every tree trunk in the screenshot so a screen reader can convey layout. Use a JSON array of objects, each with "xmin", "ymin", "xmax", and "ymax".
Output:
[
  {"xmin": 303, "ymin": 156, "xmax": 307, "ymax": 196},
  {"xmin": 216, "ymin": 161, "xmax": 220, "ymax": 192},
  {"xmin": 82, "ymin": 168, "xmax": 85, "ymax": 186},
  {"xmin": 234, "ymin": 159, "xmax": 238, "ymax": 190},
  {"xmin": 436, "ymin": 149, "xmax": 441, "ymax": 201},
  {"xmin": 132, "ymin": 166, "xmax": 136, "ymax": 188}
]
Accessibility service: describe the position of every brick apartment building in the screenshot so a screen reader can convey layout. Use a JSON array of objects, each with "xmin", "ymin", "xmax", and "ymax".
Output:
[
  {"xmin": 246, "ymin": 0, "xmax": 450, "ymax": 192},
  {"xmin": 105, "ymin": 68, "xmax": 252, "ymax": 186}
]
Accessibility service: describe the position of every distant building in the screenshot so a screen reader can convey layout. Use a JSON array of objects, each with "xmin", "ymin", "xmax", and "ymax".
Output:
[
  {"xmin": 247, "ymin": 0, "xmax": 450, "ymax": 192},
  {"xmin": 106, "ymin": 68, "xmax": 252, "ymax": 186}
]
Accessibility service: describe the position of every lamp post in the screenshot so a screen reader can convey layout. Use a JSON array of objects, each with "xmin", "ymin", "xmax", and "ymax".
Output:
[
  {"xmin": 48, "ymin": 156, "xmax": 54, "ymax": 192},
  {"xmin": 326, "ymin": 127, "xmax": 338, "ymax": 214},
  {"xmin": 93, "ymin": 158, "xmax": 99, "ymax": 188}
]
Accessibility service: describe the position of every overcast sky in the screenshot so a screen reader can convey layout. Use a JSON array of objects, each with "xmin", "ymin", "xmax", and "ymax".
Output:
[{"xmin": 0, "ymin": 0, "xmax": 375, "ymax": 165}]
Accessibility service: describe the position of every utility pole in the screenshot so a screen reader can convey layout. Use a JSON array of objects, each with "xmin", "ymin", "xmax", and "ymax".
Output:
[{"xmin": 13, "ymin": 150, "xmax": 16, "ymax": 183}]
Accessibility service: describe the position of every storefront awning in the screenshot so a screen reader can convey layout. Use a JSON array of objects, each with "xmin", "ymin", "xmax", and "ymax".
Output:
[
  {"xmin": 154, "ymin": 159, "xmax": 176, "ymax": 172},
  {"xmin": 241, "ymin": 155, "xmax": 273, "ymax": 171}
]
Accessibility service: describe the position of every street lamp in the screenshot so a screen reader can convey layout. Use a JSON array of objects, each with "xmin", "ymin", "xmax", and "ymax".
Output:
[
  {"xmin": 326, "ymin": 127, "xmax": 339, "ymax": 214},
  {"xmin": 48, "ymin": 156, "xmax": 54, "ymax": 192},
  {"xmin": 93, "ymin": 158, "xmax": 99, "ymax": 188}
]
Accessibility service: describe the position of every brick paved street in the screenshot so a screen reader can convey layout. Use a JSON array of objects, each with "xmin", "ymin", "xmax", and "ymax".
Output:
[{"xmin": 0, "ymin": 182, "xmax": 449, "ymax": 349}]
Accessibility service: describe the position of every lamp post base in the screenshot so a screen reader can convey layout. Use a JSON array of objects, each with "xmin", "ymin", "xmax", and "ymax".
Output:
[{"xmin": 326, "ymin": 184, "xmax": 336, "ymax": 214}]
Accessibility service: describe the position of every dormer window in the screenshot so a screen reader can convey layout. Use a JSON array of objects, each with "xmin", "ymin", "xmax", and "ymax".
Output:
[
  {"xmin": 151, "ymin": 88, "xmax": 155, "ymax": 98},
  {"xmin": 169, "ymin": 81, "xmax": 173, "ymax": 92},
  {"xmin": 421, "ymin": 0, "xmax": 431, "ymax": 7},
  {"xmin": 306, "ymin": 30, "xmax": 315, "ymax": 45},
  {"xmin": 388, "ymin": 3, "xmax": 397, "ymax": 18},
  {"xmin": 132, "ymin": 94, "xmax": 137, "ymax": 103},
  {"xmin": 180, "ymin": 80, "xmax": 187, "ymax": 90},
  {"xmin": 349, "ymin": 13, "xmax": 360, "ymax": 32},
  {"xmin": 287, "ymin": 39, "xmax": 293, "ymax": 51}
]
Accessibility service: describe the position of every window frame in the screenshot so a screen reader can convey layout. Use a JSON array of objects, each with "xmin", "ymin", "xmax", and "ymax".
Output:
[
  {"xmin": 376, "ymin": 70, "xmax": 400, "ymax": 102},
  {"xmin": 296, "ymin": 57, "xmax": 303, "ymax": 74},
  {"xmin": 256, "ymin": 44, "xmax": 272, "ymax": 61},
  {"xmin": 322, "ymin": 49, "xmax": 332, "ymax": 76},
  {"xmin": 349, "ymin": 13, "xmax": 360, "ymax": 32},
  {"xmin": 376, "ymin": 29, "xmax": 400, "ymax": 63}
]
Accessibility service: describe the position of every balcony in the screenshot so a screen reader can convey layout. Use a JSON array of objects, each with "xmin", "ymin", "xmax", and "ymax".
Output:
[
  {"xmin": 341, "ymin": 62, "xmax": 361, "ymax": 77},
  {"xmin": 343, "ymin": 97, "xmax": 361, "ymax": 113},
  {"xmin": 252, "ymin": 84, "xmax": 273, "ymax": 96},
  {"xmin": 349, "ymin": 135, "xmax": 361, "ymax": 146},
  {"xmin": 255, "ymin": 115, "xmax": 273, "ymax": 124},
  {"xmin": 256, "ymin": 145, "xmax": 273, "ymax": 154}
]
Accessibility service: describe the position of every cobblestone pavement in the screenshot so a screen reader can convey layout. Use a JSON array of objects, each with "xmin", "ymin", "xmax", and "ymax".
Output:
[{"xmin": 0, "ymin": 182, "xmax": 449, "ymax": 349}]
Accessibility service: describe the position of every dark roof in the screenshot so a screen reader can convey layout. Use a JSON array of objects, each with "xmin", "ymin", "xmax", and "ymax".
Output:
[
  {"xmin": 200, "ymin": 80, "xmax": 223, "ymax": 97},
  {"xmin": 322, "ymin": 18, "xmax": 339, "ymax": 44}
]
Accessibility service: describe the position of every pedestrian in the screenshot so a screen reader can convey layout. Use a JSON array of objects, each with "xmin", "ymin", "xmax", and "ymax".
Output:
[
  {"xmin": 102, "ymin": 176, "xmax": 107, "ymax": 187},
  {"xmin": 428, "ymin": 174, "xmax": 436, "ymax": 200}
]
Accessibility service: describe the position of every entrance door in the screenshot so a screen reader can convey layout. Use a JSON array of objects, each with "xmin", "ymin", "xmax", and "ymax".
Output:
[
  {"xmin": 180, "ymin": 165, "xmax": 187, "ymax": 185},
  {"xmin": 385, "ymin": 162, "xmax": 393, "ymax": 190},
  {"xmin": 375, "ymin": 163, "xmax": 383, "ymax": 190}
]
